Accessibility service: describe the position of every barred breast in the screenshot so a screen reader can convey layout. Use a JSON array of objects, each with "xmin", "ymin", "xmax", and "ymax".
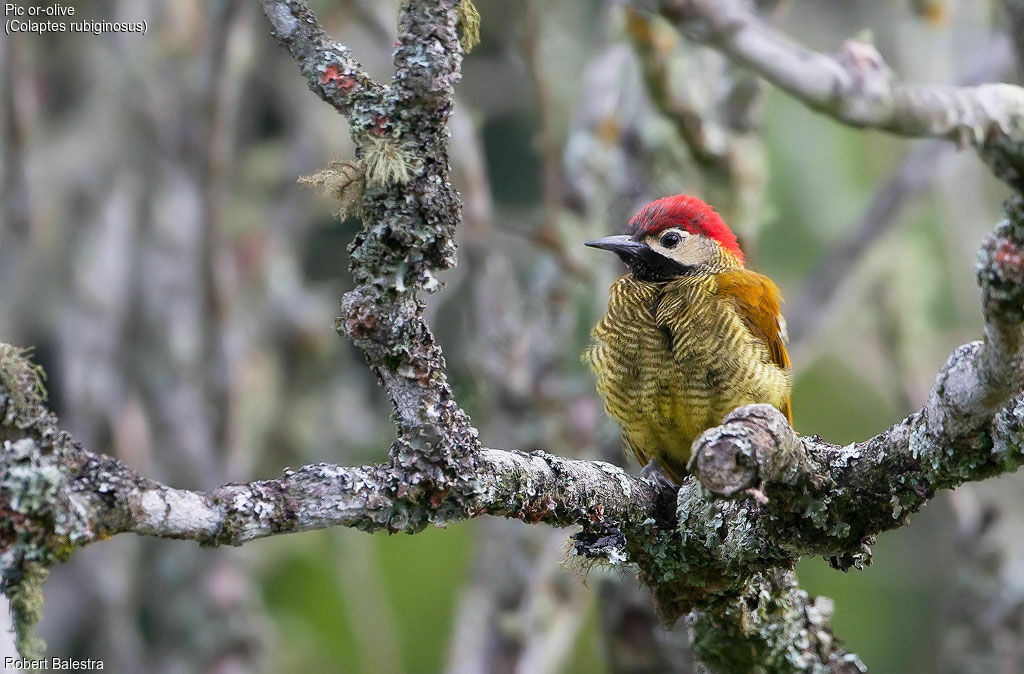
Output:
[{"xmin": 584, "ymin": 275, "xmax": 790, "ymax": 482}]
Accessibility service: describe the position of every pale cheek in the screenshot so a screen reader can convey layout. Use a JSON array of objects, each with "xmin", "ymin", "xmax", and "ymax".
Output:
[
  {"xmin": 672, "ymin": 240, "xmax": 711, "ymax": 266},
  {"xmin": 647, "ymin": 236, "xmax": 713, "ymax": 266}
]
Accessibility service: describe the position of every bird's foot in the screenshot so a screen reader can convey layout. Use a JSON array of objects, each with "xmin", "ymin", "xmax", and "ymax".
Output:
[{"xmin": 641, "ymin": 460, "xmax": 677, "ymax": 493}]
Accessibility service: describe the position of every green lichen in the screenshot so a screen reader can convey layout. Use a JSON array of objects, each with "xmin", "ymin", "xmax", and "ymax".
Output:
[
  {"xmin": 0, "ymin": 343, "xmax": 47, "ymax": 425},
  {"xmin": 361, "ymin": 136, "xmax": 421, "ymax": 187},
  {"xmin": 827, "ymin": 521, "xmax": 850, "ymax": 538},
  {"xmin": 1, "ymin": 346, "xmax": 64, "ymax": 649},
  {"xmin": 213, "ymin": 511, "xmax": 243, "ymax": 546},
  {"xmin": 1, "ymin": 434, "xmax": 76, "ymax": 642},
  {"xmin": 993, "ymin": 396, "xmax": 1024, "ymax": 467},
  {"xmin": 457, "ymin": 0, "xmax": 481, "ymax": 53},
  {"xmin": 2, "ymin": 454, "xmax": 63, "ymax": 513},
  {"xmin": 691, "ymin": 571, "xmax": 865, "ymax": 673},
  {"xmin": 8, "ymin": 562, "xmax": 48, "ymax": 659},
  {"xmin": 802, "ymin": 497, "xmax": 829, "ymax": 529}
]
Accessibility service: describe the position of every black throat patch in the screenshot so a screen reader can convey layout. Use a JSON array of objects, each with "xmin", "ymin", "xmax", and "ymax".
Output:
[{"xmin": 623, "ymin": 247, "xmax": 695, "ymax": 282}]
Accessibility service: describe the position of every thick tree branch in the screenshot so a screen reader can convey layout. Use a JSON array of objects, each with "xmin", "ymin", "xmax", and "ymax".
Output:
[
  {"xmin": 651, "ymin": 0, "xmax": 1024, "ymax": 189},
  {"xmin": 7, "ymin": 436, "xmax": 660, "ymax": 549},
  {"xmin": 264, "ymin": 0, "xmax": 481, "ymax": 507},
  {"xmin": 687, "ymin": 569, "xmax": 866, "ymax": 673},
  {"xmin": 4, "ymin": 195, "xmax": 1023, "ymax": 660}
]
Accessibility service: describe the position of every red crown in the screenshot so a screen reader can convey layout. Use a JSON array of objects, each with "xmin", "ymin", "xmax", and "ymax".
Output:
[{"xmin": 627, "ymin": 195, "xmax": 744, "ymax": 264}]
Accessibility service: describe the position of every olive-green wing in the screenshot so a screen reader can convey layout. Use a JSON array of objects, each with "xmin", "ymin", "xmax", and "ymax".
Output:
[{"xmin": 715, "ymin": 269, "xmax": 793, "ymax": 424}]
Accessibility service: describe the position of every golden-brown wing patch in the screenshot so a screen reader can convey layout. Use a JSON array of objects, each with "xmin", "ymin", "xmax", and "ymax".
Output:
[{"xmin": 715, "ymin": 269, "xmax": 793, "ymax": 423}]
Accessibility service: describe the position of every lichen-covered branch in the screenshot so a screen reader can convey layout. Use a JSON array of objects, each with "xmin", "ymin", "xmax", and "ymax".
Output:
[
  {"xmin": 3, "ymin": 193, "xmax": 1024, "ymax": 667},
  {"xmin": 0, "ymin": 363, "xmax": 659, "ymax": 544},
  {"xmin": 649, "ymin": 0, "xmax": 1024, "ymax": 189},
  {"xmin": 264, "ymin": 0, "xmax": 482, "ymax": 512},
  {"xmin": 688, "ymin": 569, "xmax": 865, "ymax": 673},
  {"xmin": 258, "ymin": 0, "xmax": 385, "ymax": 119},
  {"xmin": 4, "ymin": 195, "xmax": 1023, "ymax": 667},
  {"xmin": 786, "ymin": 36, "xmax": 1017, "ymax": 349}
]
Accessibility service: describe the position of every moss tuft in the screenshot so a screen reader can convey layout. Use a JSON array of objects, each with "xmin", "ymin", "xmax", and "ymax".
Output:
[
  {"xmin": 457, "ymin": 0, "xmax": 481, "ymax": 53},
  {"xmin": 8, "ymin": 562, "xmax": 48, "ymax": 660},
  {"xmin": 0, "ymin": 344, "xmax": 48, "ymax": 424},
  {"xmin": 362, "ymin": 136, "xmax": 419, "ymax": 186}
]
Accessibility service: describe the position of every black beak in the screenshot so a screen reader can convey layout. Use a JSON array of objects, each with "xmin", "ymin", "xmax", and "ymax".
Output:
[
  {"xmin": 584, "ymin": 235, "xmax": 646, "ymax": 261},
  {"xmin": 585, "ymin": 234, "xmax": 690, "ymax": 281}
]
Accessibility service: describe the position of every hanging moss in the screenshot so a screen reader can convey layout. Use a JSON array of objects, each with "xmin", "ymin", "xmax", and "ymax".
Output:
[
  {"xmin": 0, "ymin": 343, "xmax": 48, "ymax": 425},
  {"xmin": 8, "ymin": 562, "xmax": 48, "ymax": 660},
  {"xmin": 457, "ymin": 0, "xmax": 481, "ymax": 53},
  {"xmin": 299, "ymin": 160, "xmax": 367, "ymax": 221}
]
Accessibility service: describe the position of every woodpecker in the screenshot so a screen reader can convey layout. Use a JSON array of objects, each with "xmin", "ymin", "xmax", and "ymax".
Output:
[{"xmin": 583, "ymin": 195, "xmax": 792, "ymax": 483}]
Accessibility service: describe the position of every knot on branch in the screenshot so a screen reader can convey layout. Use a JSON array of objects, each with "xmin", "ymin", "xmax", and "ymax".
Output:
[
  {"xmin": 688, "ymin": 404, "xmax": 807, "ymax": 497},
  {"xmin": 835, "ymin": 40, "xmax": 890, "ymax": 78},
  {"xmin": 834, "ymin": 40, "xmax": 895, "ymax": 122},
  {"xmin": 339, "ymin": 291, "xmax": 384, "ymax": 344}
]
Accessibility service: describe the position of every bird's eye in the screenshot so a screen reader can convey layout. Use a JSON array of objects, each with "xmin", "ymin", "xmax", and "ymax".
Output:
[{"xmin": 660, "ymin": 231, "xmax": 682, "ymax": 249}]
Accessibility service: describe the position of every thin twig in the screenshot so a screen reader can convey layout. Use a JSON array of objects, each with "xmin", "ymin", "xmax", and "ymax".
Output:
[
  {"xmin": 786, "ymin": 38, "xmax": 1016, "ymax": 349},
  {"xmin": 653, "ymin": 0, "xmax": 1024, "ymax": 189}
]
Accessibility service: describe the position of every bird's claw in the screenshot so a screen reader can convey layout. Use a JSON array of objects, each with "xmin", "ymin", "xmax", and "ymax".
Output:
[{"xmin": 641, "ymin": 460, "xmax": 677, "ymax": 493}]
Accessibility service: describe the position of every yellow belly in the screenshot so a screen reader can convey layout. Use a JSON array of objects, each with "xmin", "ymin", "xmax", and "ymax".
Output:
[{"xmin": 584, "ymin": 276, "xmax": 789, "ymax": 482}]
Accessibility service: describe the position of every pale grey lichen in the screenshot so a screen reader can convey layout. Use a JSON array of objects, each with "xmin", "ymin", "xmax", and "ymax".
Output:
[
  {"xmin": 361, "ymin": 136, "xmax": 420, "ymax": 186},
  {"xmin": 299, "ymin": 160, "xmax": 366, "ymax": 221}
]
